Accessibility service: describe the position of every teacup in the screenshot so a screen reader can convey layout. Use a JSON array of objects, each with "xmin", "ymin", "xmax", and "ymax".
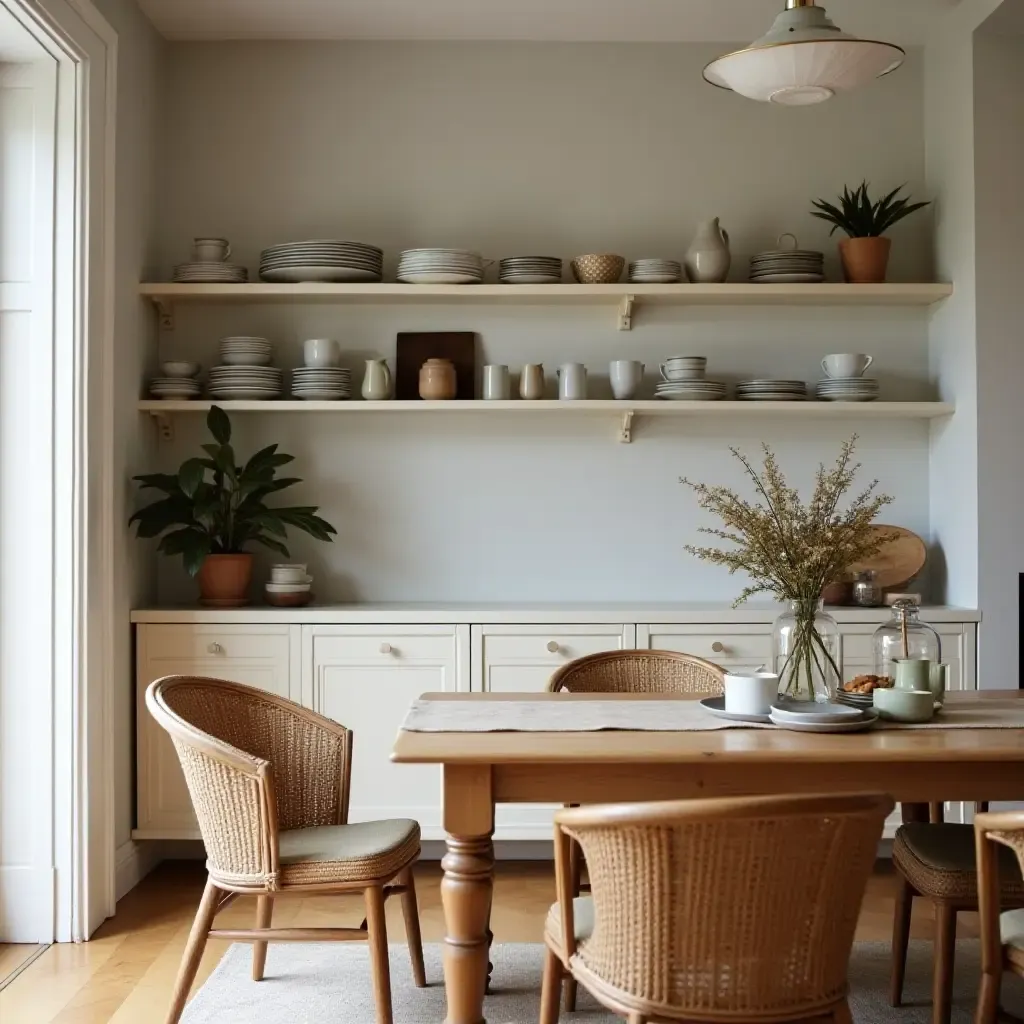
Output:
[
  {"xmin": 661, "ymin": 356, "xmax": 707, "ymax": 381},
  {"xmin": 821, "ymin": 353, "xmax": 873, "ymax": 378},
  {"xmin": 303, "ymin": 338, "xmax": 341, "ymax": 368},
  {"xmin": 192, "ymin": 237, "xmax": 231, "ymax": 262},
  {"xmin": 873, "ymin": 687, "xmax": 935, "ymax": 723},
  {"xmin": 894, "ymin": 658, "xmax": 932, "ymax": 692},
  {"xmin": 724, "ymin": 671, "xmax": 780, "ymax": 716}
]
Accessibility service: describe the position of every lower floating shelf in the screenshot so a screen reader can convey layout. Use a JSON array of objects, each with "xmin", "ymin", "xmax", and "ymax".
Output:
[{"xmin": 139, "ymin": 399, "xmax": 955, "ymax": 444}]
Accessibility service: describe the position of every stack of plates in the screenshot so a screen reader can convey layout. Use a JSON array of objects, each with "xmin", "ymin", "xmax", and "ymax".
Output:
[
  {"xmin": 655, "ymin": 379, "xmax": 727, "ymax": 401},
  {"xmin": 629, "ymin": 259, "xmax": 682, "ymax": 283},
  {"xmin": 816, "ymin": 377, "xmax": 880, "ymax": 402},
  {"xmin": 835, "ymin": 689, "xmax": 877, "ymax": 712},
  {"xmin": 259, "ymin": 240, "xmax": 383, "ymax": 283},
  {"xmin": 498, "ymin": 257, "xmax": 562, "ymax": 284},
  {"xmin": 149, "ymin": 377, "xmax": 201, "ymax": 400},
  {"xmin": 736, "ymin": 380, "xmax": 808, "ymax": 401},
  {"xmin": 398, "ymin": 249, "xmax": 484, "ymax": 285},
  {"xmin": 173, "ymin": 262, "xmax": 248, "ymax": 283},
  {"xmin": 220, "ymin": 336, "xmax": 272, "ymax": 366},
  {"xmin": 291, "ymin": 367, "xmax": 352, "ymax": 400},
  {"xmin": 768, "ymin": 701, "xmax": 878, "ymax": 733},
  {"xmin": 749, "ymin": 242, "xmax": 824, "ymax": 284},
  {"xmin": 207, "ymin": 366, "xmax": 283, "ymax": 400}
]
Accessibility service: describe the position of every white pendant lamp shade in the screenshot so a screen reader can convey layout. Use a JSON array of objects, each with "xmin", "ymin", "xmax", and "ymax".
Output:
[{"xmin": 704, "ymin": 0, "xmax": 905, "ymax": 106}]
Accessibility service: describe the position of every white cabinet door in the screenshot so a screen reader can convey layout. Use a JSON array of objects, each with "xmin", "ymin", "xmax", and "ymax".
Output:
[
  {"xmin": 135, "ymin": 624, "xmax": 299, "ymax": 840},
  {"xmin": 303, "ymin": 625, "xmax": 469, "ymax": 841},
  {"xmin": 638, "ymin": 624, "xmax": 771, "ymax": 671},
  {"xmin": 473, "ymin": 624, "xmax": 633, "ymax": 840}
]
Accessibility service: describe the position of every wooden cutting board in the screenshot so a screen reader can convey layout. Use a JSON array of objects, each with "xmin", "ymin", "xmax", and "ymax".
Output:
[
  {"xmin": 848, "ymin": 525, "xmax": 927, "ymax": 589},
  {"xmin": 395, "ymin": 332, "xmax": 477, "ymax": 400}
]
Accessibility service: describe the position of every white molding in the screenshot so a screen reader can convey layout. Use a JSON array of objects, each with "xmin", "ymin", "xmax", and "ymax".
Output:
[{"xmin": 114, "ymin": 841, "xmax": 162, "ymax": 902}]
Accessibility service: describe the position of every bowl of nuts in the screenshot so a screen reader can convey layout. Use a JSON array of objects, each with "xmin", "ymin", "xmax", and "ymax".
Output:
[{"xmin": 836, "ymin": 673, "xmax": 893, "ymax": 709}]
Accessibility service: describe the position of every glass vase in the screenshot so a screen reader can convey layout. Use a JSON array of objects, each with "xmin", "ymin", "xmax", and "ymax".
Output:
[{"xmin": 773, "ymin": 599, "xmax": 841, "ymax": 703}]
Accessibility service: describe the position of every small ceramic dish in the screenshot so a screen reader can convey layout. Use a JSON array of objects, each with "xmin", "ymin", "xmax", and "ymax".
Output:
[
  {"xmin": 265, "ymin": 590, "xmax": 312, "ymax": 608},
  {"xmin": 769, "ymin": 701, "xmax": 863, "ymax": 724},
  {"xmin": 161, "ymin": 361, "xmax": 200, "ymax": 378},
  {"xmin": 873, "ymin": 687, "xmax": 935, "ymax": 723},
  {"xmin": 265, "ymin": 581, "xmax": 311, "ymax": 593}
]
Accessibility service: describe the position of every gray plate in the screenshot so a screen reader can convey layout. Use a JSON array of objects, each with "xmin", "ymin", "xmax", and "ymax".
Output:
[
  {"xmin": 699, "ymin": 696, "xmax": 772, "ymax": 724},
  {"xmin": 768, "ymin": 708, "xmax": 879, "ymax": 733}
]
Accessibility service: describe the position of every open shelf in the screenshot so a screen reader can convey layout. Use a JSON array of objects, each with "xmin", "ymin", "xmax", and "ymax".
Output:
[
  {"xmin": 139, "ymin": 399, "xmax": 956, "ymax": 444},
  {"xmin": 138, "ymin": 281, "xmax": 954, "ymax": 331}
]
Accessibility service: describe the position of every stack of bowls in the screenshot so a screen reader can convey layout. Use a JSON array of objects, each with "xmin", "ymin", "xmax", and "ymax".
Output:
[
  {"xmin": 397, "ymin": 249, "xmax": 484, "ymax": 284},
  {"xmin": 498, "ymin": 257, "xmax": 562, "ymax": 284},
  {"xmin": 220, "ymin": 336, "xmax": 272, "ymax": 365},
  {"xmin": 150, "ymin": 361, "xmax": 201, "ymax": 400},
  {"xmin": 655, "ymin": 356, "xmax": 726, "ymax": 401},
  {"xmin": 209, "ymin": 337, "xmax": 282, "ymax": 400},
  {"xmin": 628, "ymin": 259, "xmax": 682, "ymax": 283},
  {"xmin": 816, "ymin": 378, "xmax": 880, "ymax": 402},
  {"xmin": 259, "ymin": 240, "xmax": 383, "ymax": 283},
  {"xmin": 736, "ymin": 380, "xmax": 808, "ymax": 401},
  {"xmin": 265, "ymin": 564, "xmax": 312, "ymax": 607}
]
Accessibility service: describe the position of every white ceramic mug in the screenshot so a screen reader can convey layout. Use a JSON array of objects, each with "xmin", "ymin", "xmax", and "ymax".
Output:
[
  {"xmin": 724, "ymin": 671, "xmax": 780, "ymax": 716},
  {"xmin": 610, "ymin": 360, "xmax": 644, "ymax": 400},
  {"xmin": 482, "ymin": 364, "xmax": 510, "ymax": 400},
  {"xmin": 558, "ymin": 363, "xmax": 587, "ymax": 400},
  {"xmin": 520, "ymin": 364, "xmax": 545, "ymax": 400},
  {"xmin": 822, "ymin": 353, "xmax": 873, "ymax": 378},
  {"xmin": 192, "ymin": 237, "xmax": 231, "ymax": 262},
  {"xmin": 304, "ymin": 338, "xmax": 341, "ymax": 368}
]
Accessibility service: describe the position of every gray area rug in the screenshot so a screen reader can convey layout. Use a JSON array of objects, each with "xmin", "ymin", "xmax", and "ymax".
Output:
[{"xmin": 182, "ymin": 941, "xmax": 1024, "ymax": 1023}]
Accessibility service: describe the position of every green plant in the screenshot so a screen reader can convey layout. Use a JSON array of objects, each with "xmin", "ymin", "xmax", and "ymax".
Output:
[
  {"xmin": 129, "ymin": 406, "xmax": 337, "ymax": 576},
  {"xmin": 811, "ymin": 181, "xmax": 930, "ymax": 238}
]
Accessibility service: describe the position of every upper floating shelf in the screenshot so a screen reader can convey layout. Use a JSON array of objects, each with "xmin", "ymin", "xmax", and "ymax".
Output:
[{"xmin": 139, "ymin": 282, "xmax": 954, "ymax": 331}]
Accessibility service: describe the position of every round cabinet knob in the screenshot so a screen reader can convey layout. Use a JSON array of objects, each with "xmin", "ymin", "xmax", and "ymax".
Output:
[
  {"xmin": 207, "ymin": 642, "xmax": 224, "ymax": 655},
  {"xmin": 547, "ymin": 641, "xmax": 560, "ymax": 654},
  {"xmin": 379, "ymin": 643, "xmax": 393, "ymax": 655},
  {"xmin": 711, "ymin": 642, "xmax": 726, "ymax": 654}
]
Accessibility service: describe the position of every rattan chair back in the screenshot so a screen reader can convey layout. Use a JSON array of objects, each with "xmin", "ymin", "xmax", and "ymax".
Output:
[{"xmin": 547, "ymin": 649, "xmax": 725, "ymax": 696}]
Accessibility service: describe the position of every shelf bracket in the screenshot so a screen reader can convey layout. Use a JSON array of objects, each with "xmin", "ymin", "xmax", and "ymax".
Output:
[
  {"xmin": 618, "ymin": 294, "xmax": 635, "ymax": 331},
  {"xmin": 153, "ymin": 299, "xmax": 174, "ymax": 331},
  {"xmin": 618, "ymin": 410, "xmax": 635, "ymax": 444},
  {"xmin": 150, "ymin": 410, "xmax": 174, "ymax": 441}
]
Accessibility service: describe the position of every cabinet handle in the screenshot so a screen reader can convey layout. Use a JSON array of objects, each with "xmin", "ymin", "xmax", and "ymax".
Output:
[
  {"xmin": 379, "ymin": 643, "xmax": 394, "ymax": 655},
  {"xmin": 711, "ymin": 642, "xmax": 726, "ymax": 654},
  {"xmin": 547, "ymin": 641, "xmax": 560, "ymax": 654},
  {"xmin": 208, "ymin": 642, "xmax": 224, "ymax": 655}
]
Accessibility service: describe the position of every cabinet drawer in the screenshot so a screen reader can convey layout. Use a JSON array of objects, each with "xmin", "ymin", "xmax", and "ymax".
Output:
[
  {"xmin": 642, "ymin": 626, "xmax": 771, "ymax": 666},
  {"xmin": 310, "ymin": 631, "xmax": 458, "ymax": 666},
  {"xmin": 142, "ymin": 623, "xmax": 292, "ymax": 665}
]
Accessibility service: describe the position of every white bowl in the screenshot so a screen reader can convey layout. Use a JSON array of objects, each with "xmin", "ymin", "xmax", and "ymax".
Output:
[
  {"xmin": 161, "ymin": 361, "xmax": 200, "ymax": 378},
  {"xmin": 265, "ymin": 582, "xmax": 312, "ymax": 593}
]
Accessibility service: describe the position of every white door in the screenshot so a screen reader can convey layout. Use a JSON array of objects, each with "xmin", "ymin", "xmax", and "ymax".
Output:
[{"xmin": 304, "ymin": 626, "xmax": 469, "ymax": 840}]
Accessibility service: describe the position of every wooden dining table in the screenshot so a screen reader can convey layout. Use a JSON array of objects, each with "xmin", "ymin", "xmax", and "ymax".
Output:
[{"xmin": 391, "ymin": 689, "xmax": 1024, "ymax": 1024}]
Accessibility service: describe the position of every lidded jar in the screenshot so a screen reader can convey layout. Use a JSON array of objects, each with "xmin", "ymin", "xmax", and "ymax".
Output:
[
  {"xmin": 872, "ymin": 599, "xmax": 941, "ymax": 682},
  {"xmin": 419, "ymin": 358, "xmax": 457, "ymax": 400}
]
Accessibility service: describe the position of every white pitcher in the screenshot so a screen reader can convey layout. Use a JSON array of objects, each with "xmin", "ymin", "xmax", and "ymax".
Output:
[
  {"xmin": 685, "ymin": 217, "xmax": 731, "ymax": 283},
  {"xmin": 361, "ymin": 358, "xmax": 392, "ymax": 401}
]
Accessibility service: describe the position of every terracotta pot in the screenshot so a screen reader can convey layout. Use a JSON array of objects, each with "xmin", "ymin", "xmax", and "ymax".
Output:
[
  {"xmin": 198, "ymin": 553, "xmax": 253, "ymax": 606},
  {"xmin": 839, "ymin": 236, "xmax": 892, "ymax": 284}
]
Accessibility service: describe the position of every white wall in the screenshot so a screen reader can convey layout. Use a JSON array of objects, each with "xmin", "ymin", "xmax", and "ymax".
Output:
[{"xmin": 148, "ymin": 41, "xmax": 937, "ymax": 606}]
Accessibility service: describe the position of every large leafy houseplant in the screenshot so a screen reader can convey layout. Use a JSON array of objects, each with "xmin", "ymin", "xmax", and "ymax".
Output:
[
  {"xmin": 810, "ymin": 181, "xmax": 930, "ymax": 283},
  {"xmin": 130, "ymin": 406, "xmax": 336, "ymax": 600}
]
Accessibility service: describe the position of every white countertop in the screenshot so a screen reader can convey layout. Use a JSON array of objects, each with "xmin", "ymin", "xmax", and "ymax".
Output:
[{"xmin": 130, "ymin": 602, "xmax": 981, "ymax": 625}]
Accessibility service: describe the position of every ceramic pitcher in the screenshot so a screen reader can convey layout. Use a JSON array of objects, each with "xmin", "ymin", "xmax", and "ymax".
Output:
[
  {"xmin": 685, "ymin": 217, "xmax": 731, "ymax": 283},
  {"xmin": 361, "ymin": 358, "xmax": 392, "ymax": 401}
]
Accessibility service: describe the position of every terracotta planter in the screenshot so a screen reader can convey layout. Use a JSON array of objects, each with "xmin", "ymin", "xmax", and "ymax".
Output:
[
  {"xmin": 839, "ymin": 236, "xmax": 892, "ymax": 284},
  {"xmin": 198, "ymin": 553, "xmax": 253, "ymax": 607}
]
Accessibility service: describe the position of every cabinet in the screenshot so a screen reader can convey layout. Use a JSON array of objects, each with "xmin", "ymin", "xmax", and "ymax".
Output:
[
  {"xmin": 135, "ymin": 624, "xmax": 299, "ymax": 839},
  {"xmin": 638, "ymin": 624, "xmax": 772, "ymax": 670}
]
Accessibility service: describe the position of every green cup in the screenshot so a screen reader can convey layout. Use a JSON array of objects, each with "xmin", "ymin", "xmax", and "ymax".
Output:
[
  {"xmin": 895, "ymin": 658, "xmax": 932, "ymax": 692},
  {"xmin": 929, "ymin": 663, "xmax": 949, "ymax": 707}
]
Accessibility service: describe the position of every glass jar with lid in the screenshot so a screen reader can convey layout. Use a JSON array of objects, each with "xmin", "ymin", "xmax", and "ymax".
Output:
[{"xmin": 873, "ymin": 599, "xmax": 941, "ymax": 682}]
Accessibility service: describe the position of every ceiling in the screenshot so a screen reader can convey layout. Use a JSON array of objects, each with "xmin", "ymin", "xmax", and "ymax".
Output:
[{"xmin": 135, "ymin": 0, "xmax": 960, "ymax": 45}]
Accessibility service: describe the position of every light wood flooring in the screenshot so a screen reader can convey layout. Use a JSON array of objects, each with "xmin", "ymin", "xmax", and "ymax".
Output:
[{"xmin": 0, "ymin": 859, "xmax": 976, "ymax": 1024}]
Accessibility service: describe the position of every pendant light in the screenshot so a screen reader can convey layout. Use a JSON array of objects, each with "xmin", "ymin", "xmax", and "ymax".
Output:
[{"xmin": 703, "ymin": 0, "xmax": 905, "ymax": 106}]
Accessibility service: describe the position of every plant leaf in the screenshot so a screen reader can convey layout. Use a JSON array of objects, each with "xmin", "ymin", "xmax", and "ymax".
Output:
[
  {"xmin": 207, "ymin": 405, "xmax": 231, "ymax": 445},
  {"xmin": 251, "ymin": 533, "xmax": 291, "ymax": 557},
  {"xmin": 178, "ymin": 458, "xmax": 207, "ymax": 498},
  {"xmin": 132, "ymin": 472, "xmax": 182, "ymax": 494}
]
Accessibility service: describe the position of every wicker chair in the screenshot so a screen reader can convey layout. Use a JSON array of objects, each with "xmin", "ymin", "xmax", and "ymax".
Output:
[
  {"xmin": 548, "ymin": 648, "xmax": 725, "ymax": 1012},
  {"xmin": 891, "ymin": 804, "xmax": 1024, "ymax": 1024},
  {"xmin": 146, "ymin": 676, "xmax": 425, "ymax": 1024},
  {"xmin": 540, "ymin": 793, "xmax": 893, "ymax": 1024},
  {"xmin": 973, "ymin": 811, "xmax": 1024, "ymax": 1023}
]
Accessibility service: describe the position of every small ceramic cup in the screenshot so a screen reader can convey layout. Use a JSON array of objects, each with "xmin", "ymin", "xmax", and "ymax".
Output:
[
  {"xmin": 271, "ymin": 563, "xmax": 308, "ymax": 584},
  {"xmin": 873, "ymin": 687, "xmax": 935, "ymax": 723},
  {"xmin": 724, "ymin": 671, "xmax": 780, "ymax": 716},
  {"xmin": 610, "ymin": 360, "xmax": 644, "ymax": 400},
  {"xmin": 822, "ymin": 353, "xmax": 873, "ymax": 378},
  {"xmin": 303, "ymin": 338, "xmax": 341, "ymax": 368},
  {"xmin": 520, "ymin": 364, "xmax": 545, "ymax": 400},
  {"xmin": 482, "ymin": 364, "xmax": 510, "ymax": 400},
  {"xmin": 419, "ymin": 358, "xmax": 457, "ymax": 400},
  {"xmin": 192, "ymin": 237, "xmax": 231, "ymax": 262},
  {"xmin": 558, "ymin": 363, "xmax": 587, "ymax": 400},
  {"xmin": 895, "ymin": 658, "xmax": 932, "ymax": 692}
]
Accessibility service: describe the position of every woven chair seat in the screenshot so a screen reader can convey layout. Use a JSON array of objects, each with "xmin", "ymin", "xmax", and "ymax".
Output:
[
  {"xmin": 894, "ymin": 823, "xmax": 1024, "ymax": 900},
  {"xmin": 279, "ymin": 818, "xmax": 420, "ymax": 887},
  {"xmin": 544, "ymin": 896, "xmax": 595, "ymax": 948}
]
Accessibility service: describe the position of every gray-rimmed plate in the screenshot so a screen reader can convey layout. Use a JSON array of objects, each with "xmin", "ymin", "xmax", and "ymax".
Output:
[{"xmin": 699, "ymin": 696, "xmax": 772, "ymax": 724}]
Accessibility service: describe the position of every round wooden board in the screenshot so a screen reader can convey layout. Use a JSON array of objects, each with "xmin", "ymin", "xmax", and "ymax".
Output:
[{"xmin": 848, "ymin": 525, "xmax": 927, "ymax": 589}]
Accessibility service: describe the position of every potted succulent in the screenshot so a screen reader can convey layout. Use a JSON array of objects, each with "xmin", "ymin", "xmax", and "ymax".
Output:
[
  {"xmin": 130, "ymin": 406, "xmax": 336, "ymax": 606},
  {"xmin": 811, "ymin": 182, "xmax": 930, "ymax": 284}
]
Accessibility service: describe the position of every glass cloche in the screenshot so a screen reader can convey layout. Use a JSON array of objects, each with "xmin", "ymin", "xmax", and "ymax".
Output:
[{"xmin": 873, "ymin": 600, "xmax": 942, "ymax": 681}]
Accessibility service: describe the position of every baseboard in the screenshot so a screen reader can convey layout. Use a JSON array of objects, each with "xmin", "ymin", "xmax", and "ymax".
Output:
[
  {"xmin": 0, "ymin": 865, "xmax": 54, "ymax": 942},
  {"xmin": 114, "ymin": 840, "xmax": 164, "ymax": 901}
]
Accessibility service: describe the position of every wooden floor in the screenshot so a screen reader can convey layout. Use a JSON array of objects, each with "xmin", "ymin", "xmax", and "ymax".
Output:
[{"xmin": 0, "ymin": 858, "xmax": 976, "ymax": 1024}]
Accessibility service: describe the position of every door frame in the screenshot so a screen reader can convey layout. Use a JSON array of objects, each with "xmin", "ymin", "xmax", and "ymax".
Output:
[{"xmin": 0, "ymin": 0, "xmax": 115, "ymax": 941}]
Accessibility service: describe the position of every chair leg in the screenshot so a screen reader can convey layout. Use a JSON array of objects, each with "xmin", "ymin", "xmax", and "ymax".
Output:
[
  {"xmin": 933, "ymin": 903, "xmax": 957, "ymax": 1024},
  {"xmin": 365, "ymin": 885, "xmax": 393, "ymax": 1024},
  {"xmin": 251, "ymin": 895, "xmax": 273, "ymax": 981},
  {"xmin": 165, "ymin": 876, "xmax": 221, "ymax": 1024},
  {"xmin": 626, "ymin": 1014, "xmax": 647, "ymax": 1024},
  {"xmin": 890, "ymin": 876, "xmax": 914, "ymax": 1006},
  {"xmin": 539, "ymin": 945, "xmax": 563, "ymax": 1024},
  {"xmin": 832, "ymin": 1000, "xmax": 854, "ymax": 1024},
  {"xmin": 976, "ymin": 970, "xmax": 1002, "ymax": 1024},
  {"xmin": 562, "ymin": 836, "xmax": 581, "ymax": 1013},
  {"xmin": 399, "ymin": 866, "xmax": 426, "ymax": 988}
]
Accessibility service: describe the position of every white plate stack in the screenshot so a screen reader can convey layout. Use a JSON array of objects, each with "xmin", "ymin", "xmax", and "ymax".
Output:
[
  {"xmin": 498, "ymin": 257, "xmax": 562, "ymax": 284},
  {"xmin": 736, "ymin": 379, "xmax": 808, "ymax": 401},
  {"xmin": 629, "ymin": 259, "xmax": 683, "ymax": 283},
  {"xmin": 398, "ymin": 249, "xmax": 484, "ymax": 284},
  {"xmin": 149, "ymin": 376, "xmax": 201, "ymax": 400},
  {"xmin": 172, "ymin": 262, "xmax": 248, "ymax": 283},
  {"xmin": 816, "ymin": 378, "xmax": 880, "ymax": 402},
  {"xmin": 220, "ymin": 336, "xmax": 272, "ymax": 366},
  {"xmin": 265, "ymin": 564, "xmax": 312, "ymax": 607},
  {"xmin": 656, "ymin": 356, "xmax": 726, "ymax": 401},
  {"xmin": 209, "ymin": 337, "xmax": 281, "ymax": 399},
  {"xmin": 749, "ymin": 238, "xmax": 824, "ymax": 284},
  {"xmin": 259, "ymin": 240, "xmax": 383, "ymax": 283},
  {"xmin": 291, "ymin": 367, "xmax": 353, "ymax": 401}
]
